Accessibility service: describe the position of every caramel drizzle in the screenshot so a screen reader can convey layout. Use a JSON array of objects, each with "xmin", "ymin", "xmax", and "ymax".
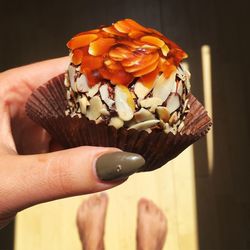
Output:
[{"xmin": 67, "ymin": 19, "xmax": 187, "ymax": 87}]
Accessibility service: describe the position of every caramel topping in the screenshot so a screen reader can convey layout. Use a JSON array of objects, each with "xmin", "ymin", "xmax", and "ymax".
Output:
[{"xmin": 67, "ymin": 18, "xmax": 187, "ymax": 87}]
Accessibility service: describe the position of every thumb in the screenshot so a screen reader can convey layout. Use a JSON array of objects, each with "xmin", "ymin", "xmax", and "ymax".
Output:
[{"xmin": 0, "ymin": 146, "xmax": 145, "ymax": 214}]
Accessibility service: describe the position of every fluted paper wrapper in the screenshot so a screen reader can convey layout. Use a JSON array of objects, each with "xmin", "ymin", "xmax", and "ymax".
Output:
[{"xmin": 26, "ymin": 74, "xmax": 212, "ymax": 171}]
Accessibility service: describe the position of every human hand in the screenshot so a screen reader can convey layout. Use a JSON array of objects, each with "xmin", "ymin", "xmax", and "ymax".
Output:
[{"xmin": 0, "ymin": 57, "xmax": 145, "ymax": 229}]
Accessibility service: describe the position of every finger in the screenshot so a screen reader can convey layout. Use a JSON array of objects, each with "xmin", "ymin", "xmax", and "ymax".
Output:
[
  {"xmin": 0, "ymin": 146, "xmax": 145, "ymax": 214},
  {"xmin": 0, "ymin": 102, "xmax": 16, "ymax": 153},
  {"xmin": 0, "ymin": 57, "xmax": 69, "ymax": 89}
]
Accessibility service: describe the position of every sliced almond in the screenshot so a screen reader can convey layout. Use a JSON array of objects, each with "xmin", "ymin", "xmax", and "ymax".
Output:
[
  {"xmin": 166, "ymin": 93, "xmax": 180, "ymax": 114},
  {"xmin": 67, "ymin": 34, "xmax": 98, "ymax": 50},
  {"xmin": 134, "ymin": 108, "xmax": 155, "ymax": 122},
  {"xmin": 76, "ymin": 74, "xmax": 89, "ymax": 92},
  {"xmin": 185, "ymin": 69, "xmax": 191, "ymax": 80},
  {"xmin": 118, "ymin": 40, "xmax": 143, "ymax": 50},
  {"xmin": 72, "ymin": 49, "xmax": 83, "ymax": 65},
  {"xmin": 109, "ymin": 47, "xmax": 131, "ymax": 61},
  {"xmin": 86, "ymin": 96, "xmax": 102, "ymax": 120},
  {"xmin": 100, "ymin": 104, "xmax": 110, "ymax": 116},
  {"xmin": 161, "ymin": 44, "xmax": 170, "ymax": 56},
  {"xmin": 169, "ymin": 125, "xmax": 177, "ymax": 135},
  {"xmin": 75, "ymin": 66, "xmax": 81, "ymax": 72},
  {"xmin": 124, "ymin": 53, "xmax": 159, "ymax": 73},
  {"xmin": 114, "ymin": 20, "xmax": 131, "ymax": 33},
  {"xmin": 171, "ymin": 80, "xmax": 183, "ymax": 96},
  {"xmin": 115, "ymin": 85, "xmax": 135, "ymax": 121},
  {"xmin": 152, "ymin": 70, "xmax": 176, "ymax": 101},
  {"xmin": 131, "ymin": 91, "xmax": 136, "ymax": 99},
  {"xmin": 179, "ymin": 64, "xmax": 191, "ymax": 91},
  {"xmin": 96, "ymin": 116, "xmax": 104, "ymax": 124},
  {"xmin": 145, "ymin": 128, "xmax": 152, "ymax": 133},
  {"xmin": 68, "ymin": 65, "xmax": 77, "ymax": 91},
  {"xmin": 182, "ymin": 98, "xmax": 189, "ymax": 112},
  {"xmin": 176, "ymin": 66, "xmax": 186, "ymax": 81},
  {"xmin": 133, "ymin": 58, "xmax": 159, "ymax": 77},
  {"xmin": 109, "ymin": 117, "xmax": 124, "ymax": 129},
  {"xmin": 176, "ymin": 81, "xmax": 183, "ymax": 96},
  {"xmin": 140, "ymin": 97, "xmax": 163, "ymax": 112},
  {"xmin": 70, "ymin": 111, "xmax": 76, "ymax": 118},
  {"xmin": 134, "ymin": 80, "xmax": 152, "ymax": 100},
  {"xmin": 164, "ymin": 123, "xmax": 170, "ymax": 134},
  {"xmin": 88, "ymin": 38, "xmax": 116, "ymax": 56},
  {"xmin": 185, "ymin": 70, "xmax": 191, "ymax": 91},
  {"xmin": 102, "ymin": 26, "xmax": 126, "ymax": 36},
  {"xmin": 86, "ymin": 83, "xmax": 101, "ymax": 97},
  {"xmin": 159, "ymin": 120, "xmax": 166, "ymax": 129},
  {"xmin": 78, "ymin": 95, "xmax": 90, "ymax": 114},
  {"xmin": 141, "ymin": 44, "xmax": 158, "ymax": 50},
  {"xmin": 128, "ymin": 30, "xmax": 145, "ymax": 39},
  {"xmin": 65, "ymin": 109, "xmax": 70, "ymax": 116},
  {"xmin": 64, "ymin": 74, "xmax": 70, "ymax": 87},
  {"xmin": 121, "ymin": 53, "xmax": 143, "ymax": 67},
  {"xmin": 128, "ymin": 119, "xmax": 160, "ymax": 131},
  {"xmin": 179, "ymin": 63, "xmax": 191, "ymax": 80},
  {"xmin": 99, "ymin": 84, "xmax": 115, "ymax": 108},
  {"xmin": 140, "ymin": 36, "xmax": 165, "ymax": 48},
  {"xmin": 66, "ymin": 90, "xmax": 71, "ymax": 100},
  {"xmin": 123, "ymin": 19, "xmax": 149, "ymax": 32},
  {"xmin": 178, "ymin": 121, "xmax": 185, "ymax": 132},
  {"xmin": 156, "ymin": 107, "xmax": 170, "ymax": 122},
  {"xmin": 168, "ymin": 111, "xmax": 178, "ymax": 125},
  {"xmin": 104, "ymin": 59, "xmax": 123, "ymax": 71}
]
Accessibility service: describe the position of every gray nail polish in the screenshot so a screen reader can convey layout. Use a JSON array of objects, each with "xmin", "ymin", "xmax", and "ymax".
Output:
[{"xmin": 96, "ymin": 152, "xmax": 145, "ymax": 181}]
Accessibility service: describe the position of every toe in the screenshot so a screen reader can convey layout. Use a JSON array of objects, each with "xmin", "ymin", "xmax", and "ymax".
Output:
[
  {"xmin": 150, "ymin": 200, "xmax": 163, "ymax": 216},
  {"xmin": 147, "ymin": 200, "xmax": 157, "ymax": 213},
  {"xmin": 77, "ymin": 199, "xmax": 87, "ymax": 215},
  {"xmin": 80, "ymin": 197, "xmax": 87, "ymax": 207},
  {"xmin": 100, "ymin": 192, "xmax": 108, "ymax": 204},
  {"xmin": 138, "ymin": 198, "xmax": 148, "ymax": 206},
  {"xmin": 89, "ymin": 195, "xmax": 100, "ymax": 206},
  {"xmin": 99, "ymin": 193, "xmax": 108, "ymax": 212},
  {"xmin": 138, "ymin": 198, "xmax": 149, "ymax": 210}
]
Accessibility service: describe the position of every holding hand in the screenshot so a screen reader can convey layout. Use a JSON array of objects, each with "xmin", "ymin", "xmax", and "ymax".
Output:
[{"xmin": 0, "ymin": 57, "xmax": 144, "ymax": 229}]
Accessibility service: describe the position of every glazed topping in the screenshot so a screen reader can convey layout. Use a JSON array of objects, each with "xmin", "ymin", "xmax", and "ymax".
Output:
[{"xmin": 67, "ymin": 19, "xmax": 187, "ymax": 87}]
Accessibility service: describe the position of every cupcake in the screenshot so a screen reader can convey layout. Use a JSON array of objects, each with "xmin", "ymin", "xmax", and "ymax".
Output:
[{"xmin": 26, "ymin": 19, "xmax": 212, "ymax": 171}]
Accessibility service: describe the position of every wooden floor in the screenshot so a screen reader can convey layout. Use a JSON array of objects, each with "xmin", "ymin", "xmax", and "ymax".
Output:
[
  {"xmin": 1, "ymin": 0, "xmax": 250, "ymax": 249},
  {"xmin": 15, "ymin": 146, "xmax": 198, "ymax": 250}
]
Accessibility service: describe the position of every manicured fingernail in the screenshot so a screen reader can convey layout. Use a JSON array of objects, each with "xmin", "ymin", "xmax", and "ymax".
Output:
[{"xmin": 95, "ymin": 152, "xmax": 145, "ymax": 181}]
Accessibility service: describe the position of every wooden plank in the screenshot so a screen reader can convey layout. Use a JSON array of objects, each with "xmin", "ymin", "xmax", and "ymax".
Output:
[{"xmin": 172, "ymin": 146, "xmax": 198, "ymax": 250}]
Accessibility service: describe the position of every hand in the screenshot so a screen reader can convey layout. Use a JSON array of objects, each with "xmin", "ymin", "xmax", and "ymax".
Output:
[{"xmin": 0, "ymin": 57, "xmax": 145, "ymax": 229}]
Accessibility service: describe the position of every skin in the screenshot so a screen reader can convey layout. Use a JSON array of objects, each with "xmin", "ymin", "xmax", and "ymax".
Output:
[
  {"xmin": 0, "ymin": 57, "xmax": 124, "ymax": 229},
  {"xmin": 76, "ymin": 193, "xmax": 108, "ymax": 250},
  {"xmin": 76, "ymin": 194, "xmax": 167, "ymax": 250},
  {"xmin": 136, "ymin": 198, "xmax": 167, "ymax": 250}
]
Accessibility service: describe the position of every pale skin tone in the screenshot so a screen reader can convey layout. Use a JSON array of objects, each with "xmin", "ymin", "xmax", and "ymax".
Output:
[
  {"xmin": 76, "ymin": 194, "xmax": 167, "ymax": 250},
  {"xmin": 0, "ymin": 57, "xmax": 125, "ymax": 229}
]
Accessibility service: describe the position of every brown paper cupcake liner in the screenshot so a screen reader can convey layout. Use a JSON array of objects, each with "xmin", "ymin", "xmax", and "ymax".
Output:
[{"xmin": 25, "ymin": 74, "xmax": 212, "ymax": 172}]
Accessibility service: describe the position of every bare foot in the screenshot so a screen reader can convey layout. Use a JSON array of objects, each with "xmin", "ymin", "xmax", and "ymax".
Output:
[
  {"xmin": 136, "ymin": 198, "xmax": 167, "ymax": 250},
  {"xmin": 76, "ymin": 193, "xmax": 108, "ymax": 250}
]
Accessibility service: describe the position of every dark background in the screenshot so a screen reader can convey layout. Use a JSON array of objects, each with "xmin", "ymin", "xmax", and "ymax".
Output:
[{"xmin": 0, "ymin": 0, "xmax": 250, "ymax": 249}]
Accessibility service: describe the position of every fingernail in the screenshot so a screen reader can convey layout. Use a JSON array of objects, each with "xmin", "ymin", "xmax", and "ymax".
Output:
[{"xmin": 95, "ymin": 152, "xmax": 145, "ymax": 181}]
